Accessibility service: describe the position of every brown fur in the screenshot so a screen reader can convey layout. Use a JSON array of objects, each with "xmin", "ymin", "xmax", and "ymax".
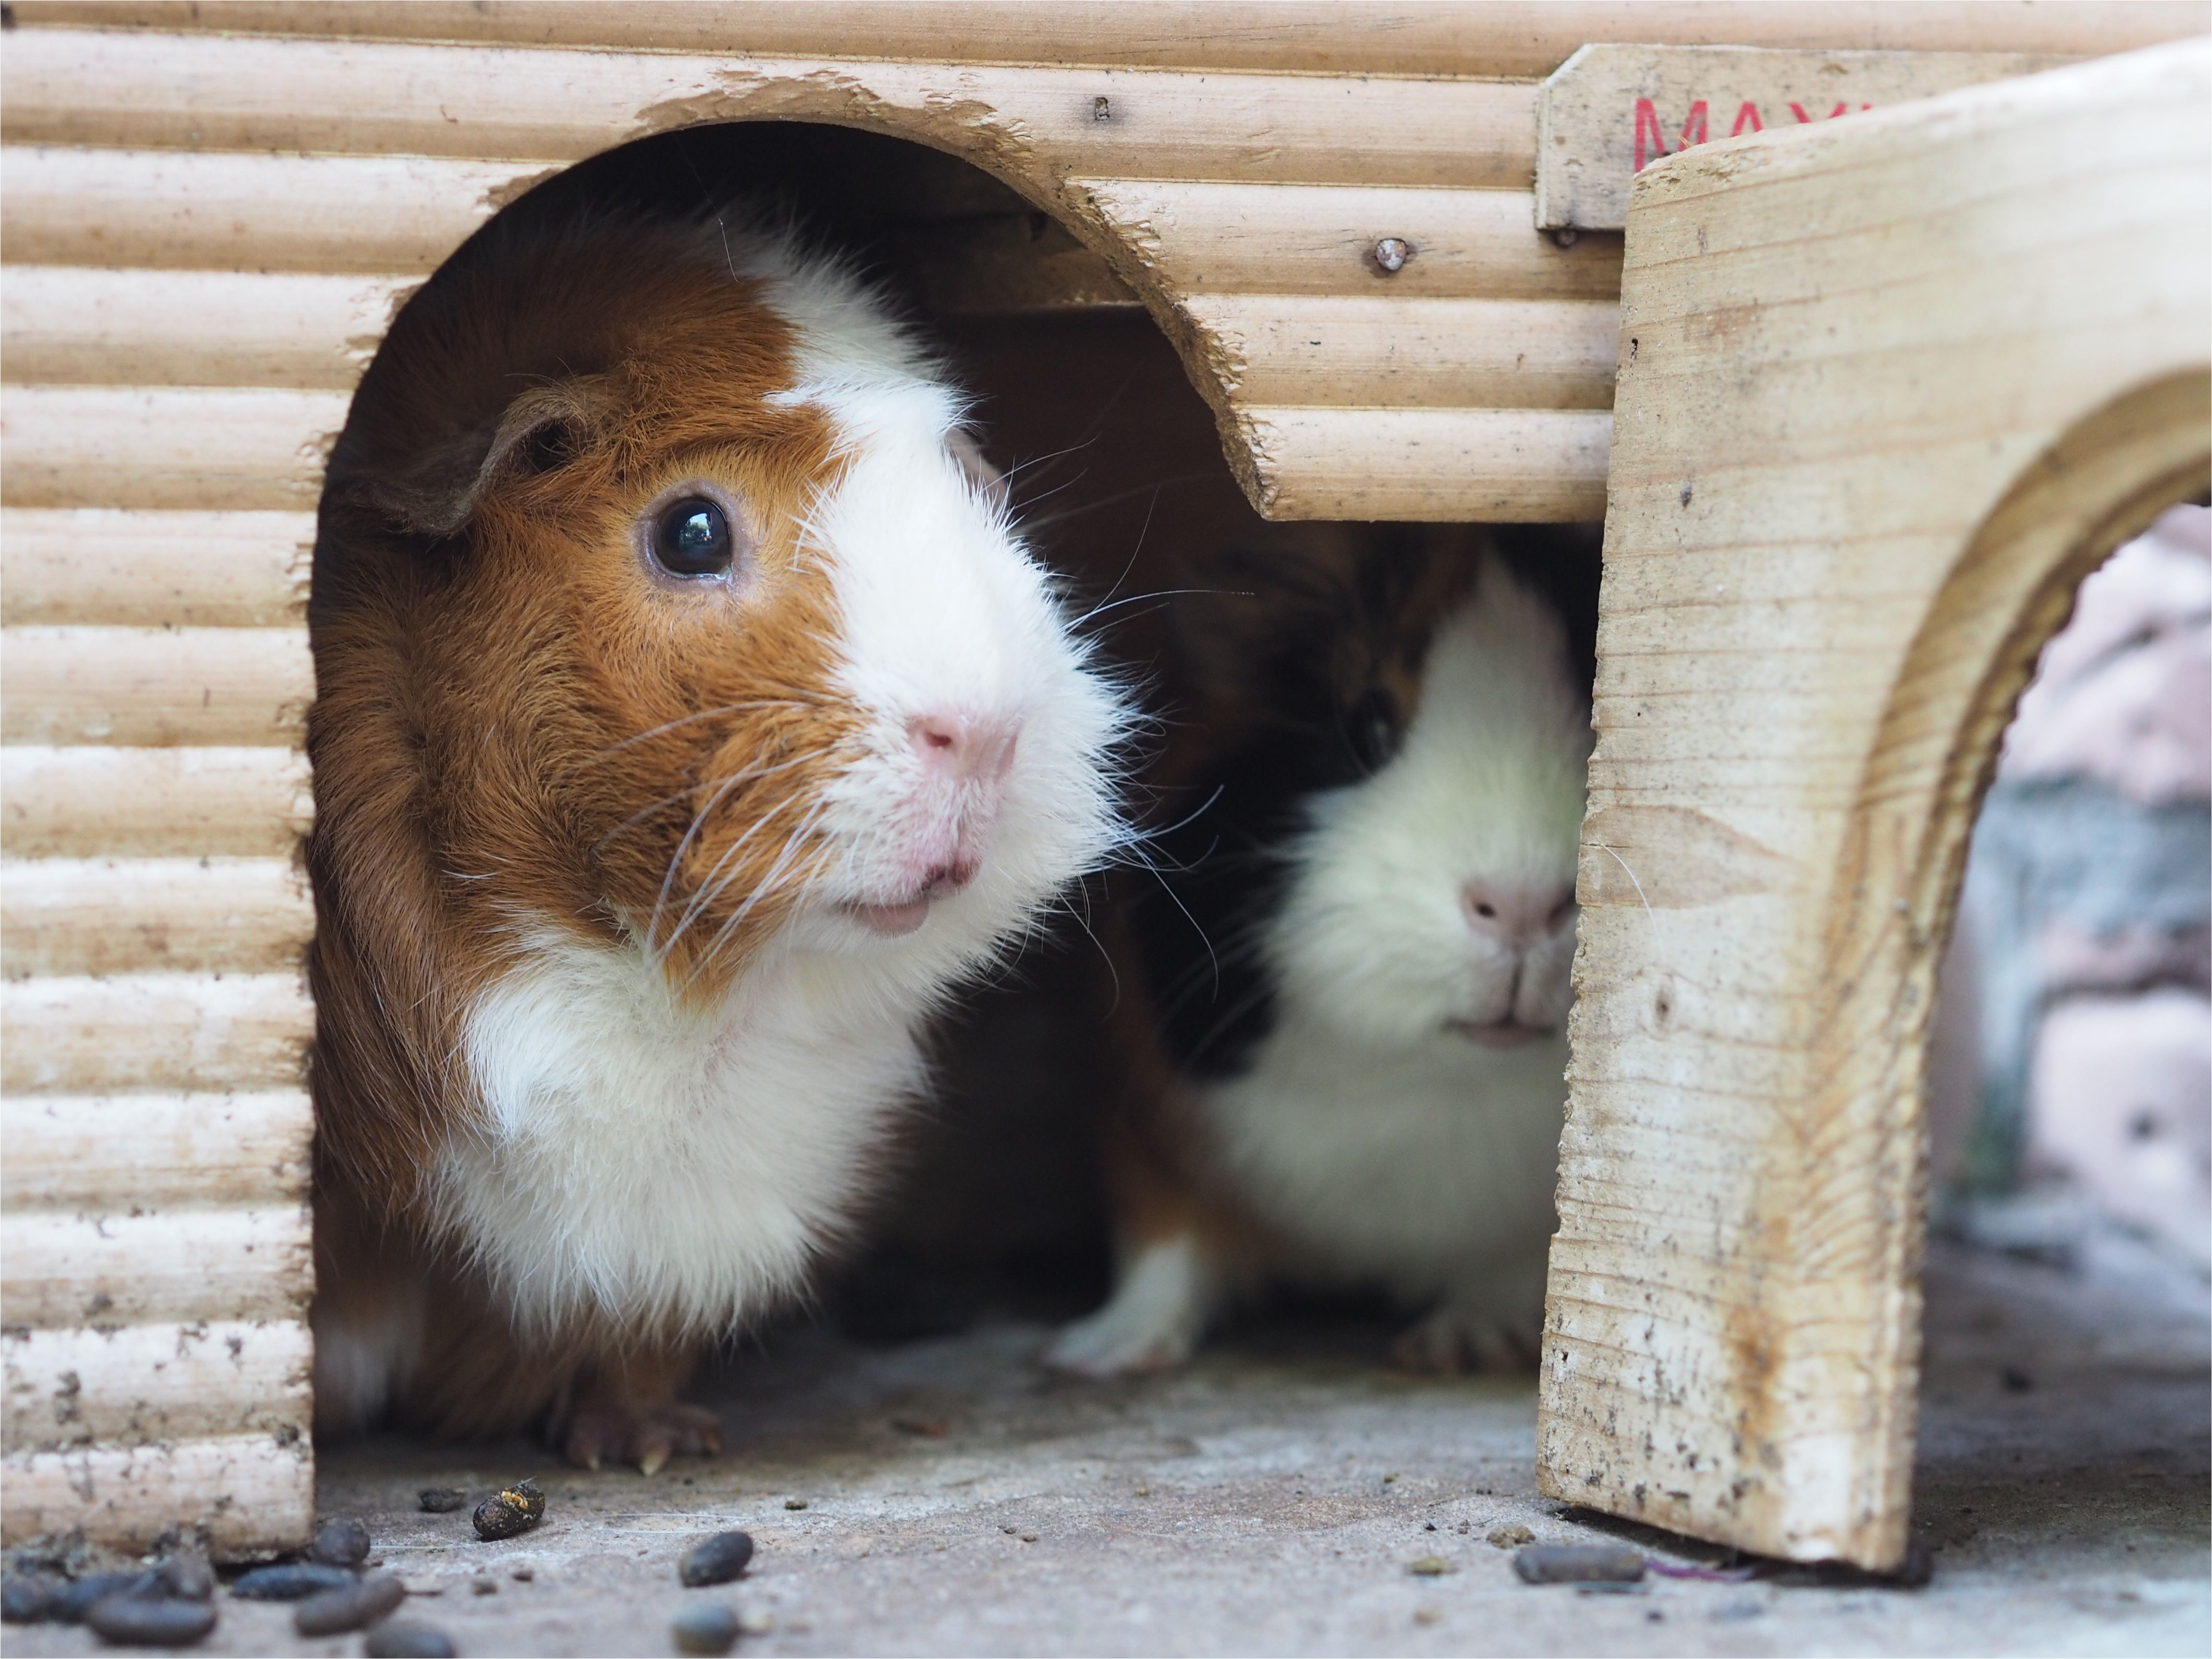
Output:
[{"xmin": 309, "ymin": 211, "xmax": 871, "ymax": 1445}]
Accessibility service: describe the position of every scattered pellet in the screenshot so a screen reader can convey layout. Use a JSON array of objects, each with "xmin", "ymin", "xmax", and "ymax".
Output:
[
  {"xmin": 678, "ymin": 1531, "xmax": 756, "ymax": 1588},
  {"xmin": 1513, "ymin": 1543, "xmax": 1647, "ymax": 1585},
  {"xmin": 308, "ymin": 1515, "xmax": 373, "ymax": 1567},
  {"xmin": 783, "ymin": 1497, "xmax": 808, "ymax": 1511},
  {"xmin": 671, "ymin": 1600, "xmax": 741, "ymax": 1656},
  {"xmin": 156, "ymin": 1553, "xmax": 215, "ymax": 1601},
  {"xmin": 472, "ymin": 1479, "xmax": 546, "ymax": 1541},
  {"xmin": 293, "ymin": 1571, "xmax": 407, "ymax": 1636},
  {"xmin": 510, "ymin": 1567, "xmax": 535, "ymax": 1583},
  {"xmin": 1423, "ymin": 1521, "xmax": 1438, "ymax": 1532},
  {"xmin": 737, "ymin": 1609, "xmax": 778, "ymax": 1637},
  {"xmin": 418, "ymin": 1488, "xmax": 467, "ymax": 1514},
  {"xmin": 471, "ymin": 1576, "xmax": 499, "ymax": 1596},
  {"xmin": 1, "ymin": 1571, "xmax": 62, "ymax": 1623},
  {"xmin": 230, "ymin": 1562, "xmax": 358, "ymax": 1601},
  {"xmin": 1485, "ymin": 1525, "xmax": 1534, "ymax": 1550},
  {"xmin": 1413, "ymin": 1606, "xmax": 1443, "ymax": 1627},
  {"xmin": 86, "ymin": 1593, "xmax": 218, "ymax": 1647},
  {"xmin": 1382, "ymin": 1473, "xmax": 1400, "ymax": 1485},
  {"xmin": 1407, "ymin": 1555, "xmax": 1451, "ymax": 1577},
  {"xmin": 55, "ymin": 1570, "xmax": 159, "ymax": 1622},
  {"xmin": 364, "ymin": 1618, "xmax": 459, "ymax": 1657}
]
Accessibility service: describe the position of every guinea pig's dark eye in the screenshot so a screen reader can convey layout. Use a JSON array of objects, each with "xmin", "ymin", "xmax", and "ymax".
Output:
[
  {"xmin": 1345, "ymin": 686, "xmax": 1402, "ymax": 772},
  {"xmin": 650, "ymin": 496, "xmax": 734, "ymax": 578}
]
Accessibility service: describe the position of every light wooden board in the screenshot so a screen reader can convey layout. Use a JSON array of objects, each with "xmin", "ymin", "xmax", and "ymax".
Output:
[
  {"xmin": 1535, "ymin": 45, "xmax": 2070, "ymax": 230},
  {"xmin": 1540, "ymin": 39, "xmax": 2212, "ymax": 1570},
  {"xmin": 12, "ymin": 2, "xmax": 2200, "ymax": 76},
  {"xmin": 0, "ymin": 860, "xmax": 313, "ymax": 979}
]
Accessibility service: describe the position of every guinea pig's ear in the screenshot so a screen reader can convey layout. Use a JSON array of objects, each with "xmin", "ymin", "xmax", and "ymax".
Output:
[
  {"xmin": 947, "ymin": 428, "xmax": 1011, "ymax": 515},
  {"xmin": 343, "ymin": 379, "xmax": 607, "ymax": 538}
]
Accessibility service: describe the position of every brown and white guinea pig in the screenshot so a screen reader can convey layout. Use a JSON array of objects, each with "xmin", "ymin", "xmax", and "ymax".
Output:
[
  {"xmin": 1045, "ymin": 525, "xmax": 1596, "ymax": 1376},
  {"xmin": 307, "ymin": 204, "xmax": 1129, "ymax": 1469}
]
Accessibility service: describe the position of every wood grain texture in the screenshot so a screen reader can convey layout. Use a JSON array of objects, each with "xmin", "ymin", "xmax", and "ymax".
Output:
[
  {"xmin": 2, "ymin": 1320, "xmax": 314, "ymax": 1453},
  {"xmin": 0, "ymin": 145, "xmax": 538, "ymax": 274},
  {"xmin": 1540, "ymin": 40, "xmax": 2212, "ymax": 1570},
  {"xmin": 0, "ymin": 1431, "xmax": 313, "ymax": 1554},
  {"xmin": 0, "ymin": 747, "xmax": 314, "ymax": 859},
  {"xmin": 1241, "ymin": 406, "xmax": 1612, "ymax": 521},
  {"xmin": 0, "ymin": 386, "xmax": 352, "ymax": 510},
  {"xmin": 0, "ymin": 859, "xmax": 313, "ymax": 979},
  {"xmin": 0, "ymin": 266, "xmax": 417, "ymax": 389},
  {"xmin": 1188, "ymin": 295, "xmax": 1620, "ymax": 410},
  {"xmin": 0, "ymin": 511, "xmax": 313, "ymax": 629},
  {"xmin": 0, "ymin": 1203, "xmax": 313, "ymax": 1329},
  {"xmin": 1079, "ymin": 180, "xmax": 1623, "ymax": 302},
  {"xmin": 0, "ymin": 1090, "xmax": 313, "ymax": 1212},
  {"xmin": 0, "ymin": 972, "xmax": 314, "ymax": 1094},
  {"xmin": 12, "ymin": 2, "xmax": 2199, "ymax": 76},
  {"xmin": 2, "ymin": 628, "xmax": 314, "ymax": 747},
  {"xmin": 1534, "ymin": 45, "xmax": 2071, "ymax": 231},
  {"xmin": 0, "ymin": 27, "xmax": 1539, "ymax": 190}
]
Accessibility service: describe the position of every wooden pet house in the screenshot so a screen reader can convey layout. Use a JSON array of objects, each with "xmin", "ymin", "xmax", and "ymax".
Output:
[{"xmin": 3, "ymin": 2, "xmax": 2206, "ymax": 1571}]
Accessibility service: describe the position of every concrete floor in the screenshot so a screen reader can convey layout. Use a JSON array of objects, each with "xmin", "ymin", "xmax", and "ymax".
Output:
[{"xmin": 12, "ymin": 1228, "xmax": 2207, "ymax": 1657}]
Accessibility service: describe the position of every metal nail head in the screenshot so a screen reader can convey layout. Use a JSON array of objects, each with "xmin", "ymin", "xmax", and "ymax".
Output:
[
  {"xmin": 1372, "ymin": 237, "xmax": 1412, "ymax": 274},
  {"xmin": 1093, "ymin": 96, "xmax": 1112, "ymax": 122}
]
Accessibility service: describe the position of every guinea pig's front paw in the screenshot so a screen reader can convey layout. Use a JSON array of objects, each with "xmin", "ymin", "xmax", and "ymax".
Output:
[
  {"xmin": 561, "ymin": 1396, "xmax": 724, "ymax": 1476},
  {"xmin": 1390, "ymin": 1305, "xmax": 1540, "ymax": 1376},
  {"xmin": 1041, "ymin": 1303, "xmax": 1197, "ymax": 1379}
]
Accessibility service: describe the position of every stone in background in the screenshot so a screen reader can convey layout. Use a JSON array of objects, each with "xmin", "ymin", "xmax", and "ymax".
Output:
[{"xmin": 1936, "ymin": 504, "xmax": 2211, "ymax": 1268}]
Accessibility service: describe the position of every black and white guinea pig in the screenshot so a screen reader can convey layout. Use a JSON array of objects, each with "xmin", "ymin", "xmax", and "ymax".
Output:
[
  {"xmin": 307, "ymin": 202, "xmax": 1129, "ymax": 1468},
  {"xmin": 1046, "ymin": 525, "xmax": 1597, "ymax": 1375}
]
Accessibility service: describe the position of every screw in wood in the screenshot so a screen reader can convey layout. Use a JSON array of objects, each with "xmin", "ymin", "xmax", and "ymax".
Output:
[{"xmin": 1371, "ymin": 237, "xmax": 1412, "ymax": 274}]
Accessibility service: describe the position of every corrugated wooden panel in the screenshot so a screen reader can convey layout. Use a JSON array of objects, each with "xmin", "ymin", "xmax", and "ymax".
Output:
[
  {"xmin": 0, "ymin": 1091, "xmax": 314, "ymax": 1210},
  {"xmin": 0, "ymin": 267, "xmax": 417, "ymax": 389},
  {"xmin": 0, "ymin": 748, "xmax": 314, "ymax": 859},
  {"xmin": 0, "ymin": 27, "xmax": 1539, "ymax": 191},
  {"xmin": 1, "ymin": 1205, "xmax": 311, "ymax": 1329},
  {"xmin": 1, "ymin": 860, "xmax": 312, "ymax": 978},
  {"xmin": 0, "ymin": 386, "xmax": 352, "ymax": 510},
  {"xmin": 0, "ymin": 973, "xmax": 314, "ymax": 1095},
  {"xmin": 0, "ymin": 1435, "xmax": 314, "ymax": 1557},
  {"xmin": 1243, "ymin": 407, "xmax": 1614, "ymax": 521},
  {"xmin": 1189, "ymin": 296, "xmax": 1620, "ymax": 409},
  {"xmin": 1077, "ymin": 180, "xmax": 1625, "ymax": 301},
  {"xmin": 0, "ymin": 145, "xmax": 531, "ymax": 274},
  {"xmin": 11, "ymin": 1, "xmax": 2197, "ymax": 75},
  {"xmin": 1, "ymin": 628, "xmax": 314, "ymax": 747},
  {"xmin": 3, "ymin": 1322, "xmax": 314, "ymax": 1452},
  {"xmin": 0, "ymin": 510, "xmax": 312, "ymax": 629}
]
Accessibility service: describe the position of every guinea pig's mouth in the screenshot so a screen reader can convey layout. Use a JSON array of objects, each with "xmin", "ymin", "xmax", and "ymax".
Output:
[
  {"xmin": 842, "ymin": 862, "xmax": 979, "ymax": 937},
  {"xmin": 1449, "ymin": 1019, "xmax": 1550, "ymax": 1049},
  {"xmin": 844, "ymin": 899, "xmax": 933, "ymax": 937}
]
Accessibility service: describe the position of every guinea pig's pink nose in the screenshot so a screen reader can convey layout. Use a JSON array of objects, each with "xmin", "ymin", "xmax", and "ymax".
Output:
[
  {"xmin": 1462, "ymin": 879, "xmax": 1575, "ymax": 949},
  {"xmin": 908, "ymin": 713, "xmax": 1020, "ymax": 784}
]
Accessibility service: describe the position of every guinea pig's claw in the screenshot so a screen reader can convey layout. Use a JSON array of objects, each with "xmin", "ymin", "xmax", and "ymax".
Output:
[{"xmin": 562, "ymin": 1400, "xmax": 723, "ymax": 1475}]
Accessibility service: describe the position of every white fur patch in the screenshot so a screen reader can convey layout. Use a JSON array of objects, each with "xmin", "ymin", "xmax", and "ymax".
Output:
[
  {"xmin": 1200, "ymin": 557, "xmax": 1591, "ymax": 1310},
  {"xmin": 426, "ymin": 228, "xmax": 1129, "ymax": 1344},
  {"xmin": 440, "ymin": 925, "xmax": 927, "ymax": 1339},
  {"xmin": 1042, "ymin": 1233, "xmax": 1217, "ymax": 1377}
]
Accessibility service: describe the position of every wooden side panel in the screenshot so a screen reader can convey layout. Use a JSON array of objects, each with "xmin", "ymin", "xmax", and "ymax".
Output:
[
  {"xmin": 11, "ymin": 2, "xmax": 2200, "ymax": 75},
  {"xmin": 1, "ymin": 191, "xmax": 325, "ymax": 1554},
  {"xmin": 1540, "ymin": 41, "xmax": 2212, "ymax": 1569}
]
